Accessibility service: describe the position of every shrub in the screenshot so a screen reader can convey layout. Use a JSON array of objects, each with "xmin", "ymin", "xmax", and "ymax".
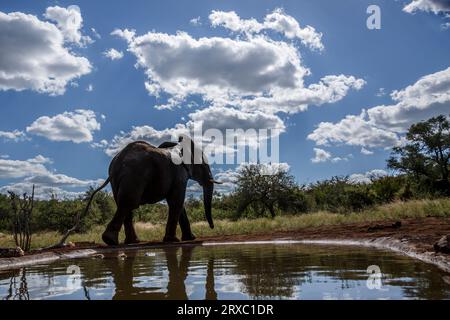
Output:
[
  {"xmin": 344, "ymin": 187, "xmax": 375, "ymax": 211},
  {"xmin": 370, "ymin": 176, "xmax": 403, "ymax": 203}
]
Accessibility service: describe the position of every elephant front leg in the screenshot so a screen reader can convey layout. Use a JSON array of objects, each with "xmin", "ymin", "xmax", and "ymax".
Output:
[
  {"xmin": 180, "ymin": 208, "xmax": 196, "ymax": 241},
  {"xmin": 163, "ymin": 203, "xmax": 182, "ymax": 243}
]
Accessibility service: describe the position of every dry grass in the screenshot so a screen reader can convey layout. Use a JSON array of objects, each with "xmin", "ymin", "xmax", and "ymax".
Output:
[{"xmin": 0, "ymin": 198, "xmax": 449, "ymax": 249}]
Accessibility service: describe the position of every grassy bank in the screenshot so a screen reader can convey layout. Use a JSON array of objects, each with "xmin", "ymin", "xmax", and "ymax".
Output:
[{"xmin": 1, "ymin": 198, "xmax": 449, "ymax": 249}]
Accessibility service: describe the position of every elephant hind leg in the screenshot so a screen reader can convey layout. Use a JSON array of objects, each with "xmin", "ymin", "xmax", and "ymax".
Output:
[
  {"xmin": 124, "ymin": 212, "xmax": 140, "ymax": 244},
  {"xmin": 102, "ymin": 206, "xmax": 130, "ymax": 245},
  {"xmin": 105, "ymin": 178, "xmax": 143, "ymax": 246},
  {"xmin": 180, "ymin": 208, "xmax": 196, "ymax": 241}
]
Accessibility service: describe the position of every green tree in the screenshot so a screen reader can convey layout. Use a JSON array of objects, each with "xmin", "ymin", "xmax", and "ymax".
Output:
[
  {"xmin": 235, "ymin": 164, "xmax": 297, "ymax": 218},
  {"xmin": 0, "ymin": 194, "xmax": 12, "ymax": 230},
  {"xmin": 388, "ymin": 115, "xmax": 450, "ymax": 195}
]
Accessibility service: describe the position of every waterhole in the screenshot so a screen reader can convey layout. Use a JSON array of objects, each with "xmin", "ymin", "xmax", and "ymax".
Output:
[{"xmin": 1, "ymin": 243, "xmax": 449, "ymax": 300}]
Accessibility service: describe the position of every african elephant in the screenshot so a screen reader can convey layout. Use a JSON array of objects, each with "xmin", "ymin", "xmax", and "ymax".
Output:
[{"xmin": 85, "ymin": 136, "xmax": 220, "ymax": 245}]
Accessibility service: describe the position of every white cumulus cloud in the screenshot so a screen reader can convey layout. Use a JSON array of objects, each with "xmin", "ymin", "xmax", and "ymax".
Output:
[
  {"xmin": 0, "ymin": 130, "xmax": 27, "ymax": 142},
  {"xmin": 0, "ymin": 8, "xmax": 92, "ymax": 95},
  {"xmin": 26, "ymin": 109, "xmax": 101, "ymax": 143},
  {"xmin": 105, "ymin": 124, "xmax": 189, "ymax": 157},
  {"xmin": 403, "ymin": 0, "xmax": 450, "ymax": 14},
  {"xmin": 103, "ymin": 48, "xmax": 124, "ymax": 60},
  {"xmin": 361, "ymin": 147, "xmax": 374, "ymax": 155},
  {"xmin": 367, "ymin": 67, "xmax": 450, "ymax": 132},
  {"xmin": 112, "ymin": 9, "xmax": 363, "ymax": 113},
  {"xmin": 0, "ymin": 155, "xmax": 51, "ymax": 179},
  {"xmin": 311, "ymin": 148, "xmax": 351, "ymax": 163},
  {"xmin": 0, "ymin": 155, "xmax": 103, "ymax": 199},
  {"xmin": 209, "ymin": 8, "xmax": 324, "ymax": 51},
  {"xmin": 403, "ymin": 0, "xmax": 450, "ymax": 27},
  {"xmin": 44, "ymin": 5, "xmax": 92, "ymax": 46},
  {"xmin": 308, "ymin": 67, "xmax": 450, "ymax": 150},
  {"xmin": 307, "ymin": 110, "xmax": 400, "ymax": 149},
  {"xmin": 190, "ymin": 16, "xmax": 201, "ymax": 26},
  {"xmin": 189, "ymin": 106, "xmax": 285, "ymax": 137},
  {"xmin": 103, "ymin": 105, "xmax": 285, "ymax": 157},
  {"xmin": 349, "ymin": 169, "xmax": 388, "ymax": 184},
  {"xmin": 311, "ymin": 148, "xmax": 331, "ymax": 163}
]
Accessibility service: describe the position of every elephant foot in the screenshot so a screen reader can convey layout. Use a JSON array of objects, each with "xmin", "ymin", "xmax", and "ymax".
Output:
[
  {"xmin": 102, "ymin": 230, "xmax": 119, "ymax": 246},
  {"xmin": 163, "ymin": 235, "xmax": 180, "ymax": 243},
  {"xmin": 124, "ymin": 237, "xmax": 141, "ymax": 245},
  {"xmin": 181, "ymin": 234, "xmax": 196, "ymax": 241}
]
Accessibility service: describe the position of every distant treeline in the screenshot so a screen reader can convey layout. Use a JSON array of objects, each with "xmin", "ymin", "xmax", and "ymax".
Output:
[{"xmin": 0, "ymin": 114, "xmax": 448, "ymax": 233}]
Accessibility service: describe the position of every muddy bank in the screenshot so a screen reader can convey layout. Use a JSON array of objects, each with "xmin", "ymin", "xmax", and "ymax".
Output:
[{"xmin": 1, "ymin": 217, "xmax": 450, "ymax": 272}]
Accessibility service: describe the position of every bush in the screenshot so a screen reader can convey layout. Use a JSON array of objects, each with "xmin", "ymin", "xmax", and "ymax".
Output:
[
  {"xmin": 370, "ymin": 176, "xmax": 403, "ymax": 203},
  {"xmin": 344, "ymin": 187, "xmax": 375, "ymax": 211},
  {"xmin": 33, "ymin": 198, "xmax": 84, "ymax": 233},
  {"xmin": 0, "ymin": 190, "xmax": 117, "ymax": 234},
  {"xmin": 307, "ymin": 176, "xmax": 351, "ymax": 213},
  {"xmin": 278, "ymin": 188, "xmax": 310, "ymax": 214}
]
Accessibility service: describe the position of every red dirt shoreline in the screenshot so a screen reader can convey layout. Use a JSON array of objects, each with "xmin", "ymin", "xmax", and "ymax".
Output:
[{"xmin": 199, "ymin": 217, "xmax": 450, "ymax": 254}]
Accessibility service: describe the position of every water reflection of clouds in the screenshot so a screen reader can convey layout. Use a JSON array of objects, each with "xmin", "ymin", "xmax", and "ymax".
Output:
[
  {"xmin": 19, "ymin": 273, "xmax": 81, "ymax": 300},
  {"xmin": 2, "ymin": 244, "xmax": 450, "ymax": 300},
  {"xmin": 134, "ymin": 275, "xmax": 167, "ymax": 290},
  {"xmin": 216, "ymin": 275, "xmax": 245, "ymax": 294}
]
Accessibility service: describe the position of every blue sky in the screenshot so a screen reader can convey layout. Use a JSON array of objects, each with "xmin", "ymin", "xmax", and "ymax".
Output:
[{"xmin": 0, "ymin": 0, "xmax": 449, "ymax": 198}]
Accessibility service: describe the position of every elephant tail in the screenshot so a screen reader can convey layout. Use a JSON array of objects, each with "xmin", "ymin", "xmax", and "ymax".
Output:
[
  {"xmin": 83, "ymin": 177, "xmax": 111, "ymax": 215},
  {"xmin": 49, "ymin": 177, "xmax": 111, "ymax": 248}
]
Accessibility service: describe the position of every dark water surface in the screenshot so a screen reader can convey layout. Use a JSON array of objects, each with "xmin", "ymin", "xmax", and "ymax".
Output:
[{"xmin": 1, "ymin": 243, "xmax": 449, "ymax": 300}]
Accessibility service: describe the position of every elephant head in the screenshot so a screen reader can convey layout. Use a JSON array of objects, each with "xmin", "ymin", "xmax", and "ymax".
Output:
[{"xmin": 176, "ymin": 135, "xmax": 221, "ymax": 229}]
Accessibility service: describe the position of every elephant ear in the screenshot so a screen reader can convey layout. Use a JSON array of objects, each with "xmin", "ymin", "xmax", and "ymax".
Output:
[
  {"xmin": 158, "ymin": 141, "xmax": 178, "ymax": 149},
  {"xmin": 167, "ymin": 143, "xmax": 183, "ymax": 166},
  {"xmin": 159, "ymin": 141, "xmax": 184, "ymax": 165},
  {"xmin": 178, "ymin": 135, "xmax": 205, "ymax": 165}
]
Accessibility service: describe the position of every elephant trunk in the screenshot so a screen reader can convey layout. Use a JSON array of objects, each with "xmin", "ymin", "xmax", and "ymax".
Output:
[{"xmin": 203, "ymin": 182, "xmax": 214, "ymax": 229}]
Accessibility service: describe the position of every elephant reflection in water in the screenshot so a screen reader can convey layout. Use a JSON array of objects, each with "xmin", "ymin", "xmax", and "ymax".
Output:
[
  {"xmin": 205, "ymin": 257, "xmax": 217, "ymax": 300},
  {"xmin": 105, "ymin": 246, "xmax": 217, "ymax": 300}
]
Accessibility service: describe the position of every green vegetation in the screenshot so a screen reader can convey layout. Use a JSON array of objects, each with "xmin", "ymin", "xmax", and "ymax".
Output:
[
  {"xmin": 0, "ymin": 188, "xmax": 116, "ymax": 233},
  {"xmin": 388, "ymin": 114, "xmax": 450, "ymax": 193},
  {"xmin": 0, "ymin": 115, "xmax": 448, "ymax": 249},
  {"xmin": 0, "ymin": 198, "xmax": 449, "ymax": 249}
]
